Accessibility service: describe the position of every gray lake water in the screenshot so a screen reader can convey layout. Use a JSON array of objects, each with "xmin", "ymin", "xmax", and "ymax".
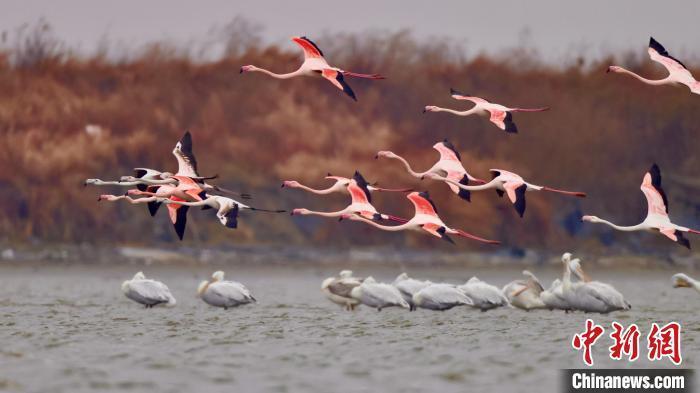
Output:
[{"xmin": 0, "ymin": 263, "xmax": 697, "ymax": 393}]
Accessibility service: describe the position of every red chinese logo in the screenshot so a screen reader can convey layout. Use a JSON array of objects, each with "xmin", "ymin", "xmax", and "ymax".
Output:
[
  {"xmin": 572, "ymin": 320, "xmax": 682, "ymax": 366},
  {"xmin": 647, "ymin": 322, "xmax": 682, "ymax": 365},
  {"xmin": 572, "ymin": 319, "xmax": 605, "ymax": 366},
  {"xmin": 609, "ymin": 322, "xmax": 640, "ymax": 361}
]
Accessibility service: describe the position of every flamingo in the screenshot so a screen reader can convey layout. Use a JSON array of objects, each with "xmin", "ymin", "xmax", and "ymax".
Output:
[
  {"xmin": 98, "ymin": 175, "xmax": 207, "ymax": 240},
  {"xmin": 502, "ymin": 271, "xmax": 546, "ymax": 310},
  {"xmin": 282, "ymin": 174, "xmax": 412, "ymax": 195},
  {"xmin": 561, "ymin": 254, "xmax": 630, "ymax": 314},
  {"xmin": 582, "ymin": 164, "xmax": 700, "ymax": 248},
  {"xmin": 322, "ymin": 270, "xmax": 364, "ymax": 311},
  {"xmin": 412, "ymin": 283, "xmax": 473, "ymax": 311},
  {"xmin": 672, "ymin": 273, "xmax": 700, "ymax": 293},
  {"xmin": 197, "ymin": 271, "xmax": 256, "ymax": 309},
  {"xmin": 423, "ymin": 89, "xmax": 549, "ymax": 133},
  {"xmin": 158, "ymin": 194, "xmax": 286, "ymax": 229},
  {"xmin": 86, "ymin": 132, "xmax": 251, "ymax": 200},
  {"xmin": 608, "ymin": 37, "xmax": 700, "ymax": 95},
  {"xmin": 341, "ymin": 191, "xmax": 500, "ymax": 245},
  {"xmin": 393, "ymin": 272, "xmax": 432, "ymax": 311},
  {"xmin": 427, "ymin": 169, "xmax": 586, "ymax": 217},
  {"xmin": 375, "ymin": 139, "xmax": 486, "ymax": 202},
  {"xmin": 121, "ymin": 272, "xmax": 176, "ymax": 308},
  {"xmin": 240, "ymin": 36, "xmax": 384, "ymax": 101},
  {"xmin": 350, "ymin": 277, "xmax": 410, "ymax": 311},
  {"xmin": 457, "ymin": 277, "xmax": 509, "ymax": 311},
  {"xmin": 290, "ymin": 171, "xmax": 407, "ymax": 223}
]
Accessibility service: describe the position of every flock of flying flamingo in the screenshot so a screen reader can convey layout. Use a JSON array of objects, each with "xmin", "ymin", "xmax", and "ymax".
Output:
[{"xmin": 84, "ymin": 35, "xmax": 700, "ymax": 312}]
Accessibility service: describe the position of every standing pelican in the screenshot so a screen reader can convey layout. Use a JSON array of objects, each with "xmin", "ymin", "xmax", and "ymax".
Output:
[
  {"xmin": 502, "ymin": 271, "xmax": 546, "ymax": 310},
  {"xmin": 322, "ymin": 270, "xmax": 363, "ymax": 311},
  {"xmin": 393, "ymin": 273, "xmax": 432, "ymax": 311},
  {"xmin": 197, "ymin": 271, "xmax": 255, "ymax": 309},
  {"xmin": 423, "ymin": 89, "xmax": 549, "ymax": 133},
  {"xmin": 375, "ymin": 140, "xmax": 486, "ymax": 202},
  {"xmin": 427, "ymin": 169, "xmax": 585, "ymax": 217},
  {"xmin": 350, "ymin": 277, "xmax": 410, "ymax": 311},
  {"xmin": 582, "ymin": 164, "xmax": 700, "ymax": 248},
  {"xmin": 412, "ymin": 284, "xmax": 473, "ymax": 311},
  {"xmin": 608, "ymin": 37, "xmax": 700, "ymax": 95},
  {"xmin": 458, "ymin": 277, "xmax": 508, "ymax": 311},
  {"xmin": 672, "ymin": 273, "xmax": 700, "ymax": 293},
  {"xmin": 240, "ymin": 36, "xmax": 384, "ymax": 101},
  {"xmin": 121, "ymin": 272, "xmax": 176, "ymax": 308},
  {"xmin": 561, "ymin": 254, "xmax": 630, "ymax": 314}
]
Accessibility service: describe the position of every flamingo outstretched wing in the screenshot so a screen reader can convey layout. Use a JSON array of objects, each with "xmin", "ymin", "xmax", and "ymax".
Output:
[
  {"xmin": 291, "ymin": 36, "xmax": 325, "ymax": 59},
  {"xmin": 449, "ymin": 89, "xmax": 489, "ymax": 104},
  {"xmin": 434, "ymin": 140, "xmax": 461, "ymax": 162},
  {"xmin": 648, "ymin": 37, "xmax": 687, "ymax": 73},
  {"xmin": 640, "ymin": 163, "xmax": 669, "ymax": 217},
  {"xmin": 408, "ymin": 192, "xmax": 439, "ymax": 216},
  {"xmin": 321, "ymin": 69, "xmax": 357, "ymax": 101},
  {"xmin": 488, "ymin": 109, "xmax": 518, "ymax": 133}
]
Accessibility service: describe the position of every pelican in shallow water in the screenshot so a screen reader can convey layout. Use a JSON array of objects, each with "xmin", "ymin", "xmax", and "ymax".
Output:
[
  {"xmin": 458, "ymin": 277, "xmax": 508, "ymax": 311},
  {"xmin": 198, "ymin": 271, "xmax": 255, "ymax": 309},
  {"xmin": 121, "ymin": 272, "xmax": 176, "ymax": 308},
  {"xmin": 322, "ymin": 270, "xmax": 363, "ymax": 311},
  {"xmin": 412, "ymin": 283, "xmax": 473, "ymax": 311},
  {"xmin": 350, "ymin": 277, "xmax": 409, "ymax": 311},
  {"xmin": 672, "ymin": 273, "xmax": 700, "ymax": 293},
  {"xmin": 393, "ymin": 273, "xmax": 432, "ymax": 311},
  {"xmin": 502, "ymin": 270, "xmax": 546, "ymax": 310},
  {"xmin": 561, "ymin": 254, "xmax": 630, "ymax": 314}
]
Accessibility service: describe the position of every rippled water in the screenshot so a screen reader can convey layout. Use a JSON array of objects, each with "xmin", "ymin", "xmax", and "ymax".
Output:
[{"xmin": 0, "ymin": 263, "xmax": 696, "ymax": 393}]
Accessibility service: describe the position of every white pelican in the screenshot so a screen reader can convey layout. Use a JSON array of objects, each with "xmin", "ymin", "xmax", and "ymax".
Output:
[
  {"xmin": 121, "ymin": 272, "xmax": 176, "ymax": 308},
  {"xmin": 561, "ymin": 254, "xmax": 631, "ymax": 314},
  {"xmin": 502, "ymin": 270, "xmax": 546, "ymax": 310},
  {"xmin": 350, "ymin": 277, "xmax": 409, "ymax": 311},
  {"xmin": 393, "ymin": 272, "xmax": 432, "ymax": 311},
  {"xmin": 458, "ymin": 277, "xmax": 508, "ymax": 311},
  {"xmin": 672, "ymin": 273, "xmax": 700, "ymax": 293},
  {"xmin": 322, "ymin": 270, "xmax": 363, "ymax": 311},
  {"xmin": 197, "ymin": 271, "xmax": 256, "ymax": 309},
  {"xmin": 540, "ymin": 278, "xmax": 571, "ymax": 311},
  {"xmin": 412, "ymin": 284, "xmax": 473, "ymax": 311}
]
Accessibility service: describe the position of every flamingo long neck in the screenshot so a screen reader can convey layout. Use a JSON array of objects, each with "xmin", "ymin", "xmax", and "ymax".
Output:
[
  {"xmin": 254, "ymin": 67, "xmax": 303, "ymax": 79},
  {"xmin": 390, "ymin": 155, "xmax": 425, "ymax": 178},
  {"xmin": 434, "ymin": 107, "xmax": 478, "ymax": 116},
  {"xmin": 594, "ymin": 218, "xmax": 646, "ymax": 232},
  {"xmin": 302, "ymin": 208, "xmax": 349, "ymax": 218},
  {"xmin": 352, "ymin": 216, "xmax": 414, "ymax": 232},
  {"xmin": 296, "ymin": 183, "xmax": 336, "ymax": 195},
  {"xmin": 438, "ymin": 175, "xmax": 499, "ymax": 191},
  {"xmin": 162, "ymin": 199, "xmax": 214, "ymax": 209},
  {"xmin": 616, "ymin": 67, "xmax": 669, "ymax": 85}
]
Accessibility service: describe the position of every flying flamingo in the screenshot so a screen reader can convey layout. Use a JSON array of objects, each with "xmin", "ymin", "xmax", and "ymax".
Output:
[
  {"xmin": 158, "ymin": 195, "xmax": 286, "ymax": 229},
  {"xmin": 98, "ymin": 176, "xmax": 207, "ymax": 240},
  {"xmin": 423, "ymin": 89, "xmax": 549, "ymax": 133},
  {"xmin": 426, "ymin": 169, "xmax": 586, "ymax": 217},
  {"xmin": 290, "ymin": 171, "xmax": 407, "ymax": 223},
  {"xmin": 240, "ymin": 36, "xmax": 384, "ymax": 101},
  {"xmin": 582, "ymin": 164, "xmax": 700, "ymax": 248},
  {"xmin": 86, "ymin": 132, "xmax": 251, "ymax": 200},
  {"xmin": 375, "ymin": 139, "xmax": 486, "ymax": 202},
  {"xmin": 281, "ymin": 173, "xmax": 412, "ymax": 195},
  {"xmin": 608, "ymin": 37, "xmax": 700, "ymax": 95},
  {"xmin": 341, "ymin": 191, "xmax": 500, "ymax": 245}
]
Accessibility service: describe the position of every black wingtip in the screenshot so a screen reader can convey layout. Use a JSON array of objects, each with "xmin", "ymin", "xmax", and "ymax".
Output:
[{"xmin": 513, "ymin": 184, "xmax": 527, "ymax": 218}]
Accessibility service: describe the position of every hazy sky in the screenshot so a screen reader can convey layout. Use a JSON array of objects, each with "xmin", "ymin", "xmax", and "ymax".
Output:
[{"xmin": 2, "ymin": 0, "xmax": 699, "ymax": 62}]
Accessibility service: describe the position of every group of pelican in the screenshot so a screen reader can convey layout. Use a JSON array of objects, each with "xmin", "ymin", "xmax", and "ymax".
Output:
[
  {"xmin": 121, "ymin": 270, "xmax": 255, "ymax": 309},
  {"xmin": 323, "ymin": 253, "xmax": 634, "ymax": 314}
]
